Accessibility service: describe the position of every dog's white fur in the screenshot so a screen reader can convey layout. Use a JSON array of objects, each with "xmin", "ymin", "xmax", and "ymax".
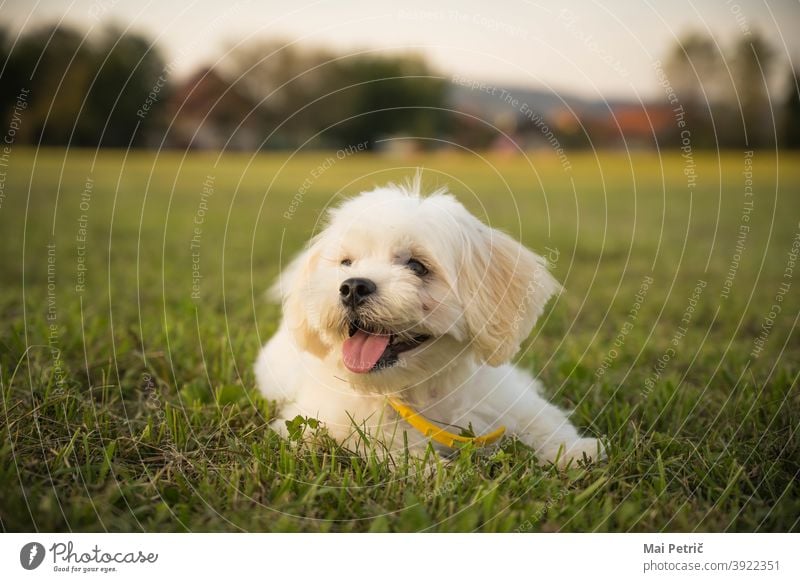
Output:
[{"xmin": 256, "ymin": 180, "xmax": 601, "ymax": 465}]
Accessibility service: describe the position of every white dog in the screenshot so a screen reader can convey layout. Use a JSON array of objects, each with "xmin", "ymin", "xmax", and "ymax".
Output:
[{"xmin": 256, "ymin": 178, "xmax": 601, "ymax": 465}]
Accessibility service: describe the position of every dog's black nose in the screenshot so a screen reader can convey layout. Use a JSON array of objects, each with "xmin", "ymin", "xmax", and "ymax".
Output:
[{"xmin": 339, "ymin": 278, "xmax": 376, "ymax": 308}]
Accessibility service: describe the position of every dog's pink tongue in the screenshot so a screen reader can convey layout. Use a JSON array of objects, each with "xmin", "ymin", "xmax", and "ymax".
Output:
[{"xmin": 343, "ymin": 330, "xmax": 390, "ymax": 373}]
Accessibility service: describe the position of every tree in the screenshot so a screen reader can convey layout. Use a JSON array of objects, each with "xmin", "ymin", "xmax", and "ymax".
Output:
[
  {"xmin": 663, "ymin": 32, "xmax": 724, "ymax": 148},
  {"xmin": 327, "ymin": 54, "xmax": 448, "ymax": 147},
  {"xmin": 0, "ymin": 28, "xmax": 24, "ymax": 123},
  {"xmin": 731, "ymin": 31, "xmax": 776, "ymax": 148},
  {"xmin": 783, "ymin": 68, "xmax": 800, "ymax": 149},
  {"xmin": 222, "ymin": 40, "xmax": 341, "ymax": 146},
  {"xmin": 84, "ymin": 27, "xmax": 167, "ymax": 147},
  {"xmin": 223, "ymin": 41, "xmax": 448, "ymax": 149},
  {"xmin": 11, "ymin": 25, "xmax": 94, "ymax": 145}
]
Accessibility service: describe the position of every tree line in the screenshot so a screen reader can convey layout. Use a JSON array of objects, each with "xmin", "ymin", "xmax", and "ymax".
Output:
[{"xmin": 0, "ymin": 23, "xmax": 797, "ymax": 150}]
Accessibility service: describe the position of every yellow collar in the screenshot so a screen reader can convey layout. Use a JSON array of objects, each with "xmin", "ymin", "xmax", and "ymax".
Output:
[{"xmin": 387, "ymin": 397, "xmax": 506, "ymax": 448}]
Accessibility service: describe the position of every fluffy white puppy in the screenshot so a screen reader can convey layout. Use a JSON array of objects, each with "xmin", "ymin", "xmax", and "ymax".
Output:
[{"xmin": 256, "ymin": 179, "xmax": 601, "ymax": 465}]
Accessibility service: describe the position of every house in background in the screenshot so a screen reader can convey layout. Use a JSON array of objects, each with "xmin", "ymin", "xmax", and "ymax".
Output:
[{"xmin": 166, "ymin": 67, "xmax": 263, "ymax": 150}]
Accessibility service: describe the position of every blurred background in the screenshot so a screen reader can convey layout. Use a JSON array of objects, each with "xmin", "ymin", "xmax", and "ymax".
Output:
[{"xmin": 1, "ymin": 0, "xmax": 798, "ymax": 152}]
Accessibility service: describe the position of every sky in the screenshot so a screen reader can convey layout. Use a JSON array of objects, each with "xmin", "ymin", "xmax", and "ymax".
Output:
[{"xmin": 2, "ymin": 0, "xmax": 799, "ymax": 100}]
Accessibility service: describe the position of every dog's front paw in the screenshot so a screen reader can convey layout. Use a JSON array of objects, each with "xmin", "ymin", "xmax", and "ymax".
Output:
[
  {"xmin": 269, "ymin": 418, "xmax": 291, "ymax": 439},
  {"xmin": 540, "ymin": 437, "xmax": 605, "ymax": 467}
]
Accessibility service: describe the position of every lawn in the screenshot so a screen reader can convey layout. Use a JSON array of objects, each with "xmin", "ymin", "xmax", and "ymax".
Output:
[{"xmin": 1, "ymin": 148, "xmax": 798, "ymax": 532}]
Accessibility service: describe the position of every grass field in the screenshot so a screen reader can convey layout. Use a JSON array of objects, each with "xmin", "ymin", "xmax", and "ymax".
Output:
[{"xmin": 1, "ymin": 148, "xmax": 798, "ymax": 532}]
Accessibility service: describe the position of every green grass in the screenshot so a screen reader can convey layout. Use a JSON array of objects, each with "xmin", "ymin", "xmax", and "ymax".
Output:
[{"xmin": 1, "ymin": 148, "xmax": 798, "ymax": 532}]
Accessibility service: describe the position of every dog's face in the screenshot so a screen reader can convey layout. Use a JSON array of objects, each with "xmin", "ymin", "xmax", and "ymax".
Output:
[{"xmin": 274, "ymin": 185, "xmax": 560, "ymax": 392}]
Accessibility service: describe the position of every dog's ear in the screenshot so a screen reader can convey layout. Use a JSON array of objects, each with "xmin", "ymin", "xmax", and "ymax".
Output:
[
  {"xmin": 269, "ymin": 238, "xmax": 331, "ymax": 360},
  {"xmin": 458, "ymin": 222, "xmax": 561, "ymax": 366}
]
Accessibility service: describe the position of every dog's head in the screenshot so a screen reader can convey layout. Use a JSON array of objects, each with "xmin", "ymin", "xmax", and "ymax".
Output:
[{"xmin": 272, "ymin": 181, "xmax": 560, "ymax": 391}]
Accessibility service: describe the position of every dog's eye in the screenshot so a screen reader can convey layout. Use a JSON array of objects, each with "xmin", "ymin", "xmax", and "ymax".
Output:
[
  {"xmin": 406, "ymin": 258, "xmax": 428, "ymax": 276},
  {"xmin": 340, "ymin": 258, "xmax": 352, "ymax": 266}
]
